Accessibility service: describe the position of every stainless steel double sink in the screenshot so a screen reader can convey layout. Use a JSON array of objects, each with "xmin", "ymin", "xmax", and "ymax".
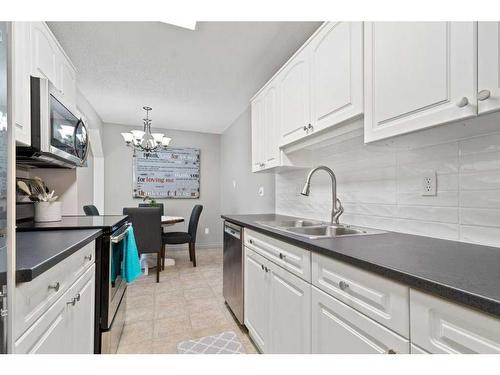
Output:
[{"xmin": 256, "ymin": 219, "xmax": 386, "ymax": 239}]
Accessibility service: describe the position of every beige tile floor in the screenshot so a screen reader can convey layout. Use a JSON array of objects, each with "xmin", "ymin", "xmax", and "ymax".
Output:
[{"xmin": 117, "ymin": 247, "xmax": 258, "ymax": 354}]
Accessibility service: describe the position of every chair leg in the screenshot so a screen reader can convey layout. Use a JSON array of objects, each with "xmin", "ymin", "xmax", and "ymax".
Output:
[
  {"xmin": 161, "ymin": 246, "xmax": 165, "ymax": 270},
  {"xmin": 188, "ymin": 243, "xmax": 193, "ymax": 261},
  {"xmin": 191, "ymin": 242, "xmax": 196, "ymax": 267},
  {"xmin": 156, "ymin": 253, "xmax": 161, "ymax": 283}
]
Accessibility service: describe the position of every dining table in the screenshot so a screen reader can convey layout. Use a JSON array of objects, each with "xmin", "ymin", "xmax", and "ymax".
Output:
[{"xmin": 161, "ymin": 215, "xmax": 185, "ymax": 226}]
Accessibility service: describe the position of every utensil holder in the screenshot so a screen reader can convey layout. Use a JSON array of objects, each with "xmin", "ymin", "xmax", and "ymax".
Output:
[{"xmin": 34, "ymin": 201, "xmax": 62, "ymax": 222}]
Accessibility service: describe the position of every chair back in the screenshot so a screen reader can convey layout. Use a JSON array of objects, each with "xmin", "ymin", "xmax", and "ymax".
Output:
[
  {"xmin": 188, "ymin": 205, "xmax": 203, "ymax": 242},
  {"xmin": 123, "ymin": 207, "xmax": 162, "ymax": 254},
  {"xmin": 83, "ymin": 205, "xmax": 100, "ymax": 216},
  {"xmin": 138, "ymin": 202, "xmax": 164, "ymax": 216}
]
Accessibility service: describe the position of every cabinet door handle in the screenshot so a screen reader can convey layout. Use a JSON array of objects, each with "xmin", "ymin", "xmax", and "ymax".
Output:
[
  {"xmin": 84, "ymin": 254, "xmax": 92, "ymax": 261},
  {"xmin": 265, "ymin": 266, "xmax": 270, "ymax": 273},
  {"xmin": 339, "ymin": 281, "xmax": 349, "ymax": 291},
  {"xmin": 303, "ymin": 126, "xmax": 308, "ymax": 131},
  {"xmin": 279, "ymin": 253, "xmax": 286, "ymax": 260},
  {"xmin": 75, "ymin": 293, "xmax": 81, "ymax": 302},
  {"xmin": 67, "ymin": 298, "xmax": 76, "ymax": 306},
  {"xmin": 48, "ymin": 282, "xmax": 60, "ymax": 292},
  {"xmin": 478, "ymin": 89, "xmax": 491, "ymax": 101},
  {"xmin": 261, "ymin": 264, "xmax": 265, "ymax": 271},
  {"xmin": 387, "ymin": 349, "xmax": 396, "ymax": 354},
  {"xmin": 456, "ymin": 97, "xmax": 469, "ymax": 108},
  {"xmin": 249, "ymin": 239, "xmax": 253, "ymax": 245},
  {"xmin": 307, "ymin": 123, "xmax": 313, "ymax": 131}
]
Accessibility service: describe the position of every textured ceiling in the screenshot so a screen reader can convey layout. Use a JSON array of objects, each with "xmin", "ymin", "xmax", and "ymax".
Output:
[{"xmin": 48, "ymin": 22, "xmax": 321, "ymax": 133}]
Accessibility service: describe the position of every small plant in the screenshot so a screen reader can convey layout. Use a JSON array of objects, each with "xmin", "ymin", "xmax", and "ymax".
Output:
[{"xmin": 142, "ymin": 195, "xmax": 158, "ymax": 206}]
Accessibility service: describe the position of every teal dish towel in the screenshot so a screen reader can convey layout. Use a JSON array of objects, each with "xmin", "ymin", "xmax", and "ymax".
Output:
[{"xmin": 122, "ymin": 226, "xmax": 142, "ymax": 283}]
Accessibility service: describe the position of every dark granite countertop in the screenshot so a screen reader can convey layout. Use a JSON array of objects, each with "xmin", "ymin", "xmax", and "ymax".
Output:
[
  {"xmin": 222, "ymin": 213, "xmax": 500, "ymax": 318},
  {"xmin": 17, "ymin": 215, "xmax": 128, "ymax": 234},
  {"xmin": 12, "ymin": 229, "xmax": 102, "ymax": 283}
]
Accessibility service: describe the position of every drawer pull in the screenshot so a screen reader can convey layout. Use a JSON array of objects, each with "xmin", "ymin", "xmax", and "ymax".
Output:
[
  {"xmin": 67, "ymin": 298, "xmax": 76, "ymax": 306},
  {"xmin": 387, "ymin": 349, "xmax": 396, "ymax": 354},
  {"xmin": 339, "ymin": 281, "xmax": 349, "ymax": 291},
  {"xmin": 261, "ymin": 264, "xmax": 265, "ymax": 271},
  {"xmin": 84, "ymin": 254, "xmax": 92, "ymax": 261},
  {"xmin": 48, "ymin": 282, "xmax": 60, "ymax": 292},
  {"xmin": 264, "ymin": 266, "xmax": 270, "ymax": 273},
  {"xmin": 249, "ymin": 239, "xmax": 253, "ymax": 245},
  {"xmin": 75, "ymin": 293, "xmax": 81, "ymax": 302},
  {"xmin": 279, "ymin": 253, "xmax": 286, "ymax": 260}
]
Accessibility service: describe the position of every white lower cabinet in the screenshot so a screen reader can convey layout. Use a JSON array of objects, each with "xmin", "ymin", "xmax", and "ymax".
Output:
[
  {"xmin": 410, "ymin": 289, "xmax": 500, "ymax": 354},
  {"xmin": 244, "ymin": 248, "xmax": 270, "ymax": 352},
  {"xmin": 14, "ymin": 263, "xmax": 95, "ymax": 354},
  {"xmin": 311, "ymin": 286, "xmax": 409, "ymax": 354},
  {"xmin": 244, "ymin": 246, "xmax": 311, "ymax": 353},
  {"xmin": 269, "ymin": 263, "xmax": 311, "ymax": 354}
]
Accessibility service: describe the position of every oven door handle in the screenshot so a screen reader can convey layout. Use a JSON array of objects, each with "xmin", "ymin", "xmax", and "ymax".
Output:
[{"xmin": 111, "ymin": 224, "xmax": 131, "ymax": 243}]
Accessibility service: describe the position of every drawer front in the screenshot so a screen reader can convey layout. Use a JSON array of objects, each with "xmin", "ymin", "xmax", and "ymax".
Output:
[
  {"xmin": 15, "ymin": 241, "xmax": 95, "ymax": 338},
  {"xmin": 244, "ymin": 229, "xmax": 311, "ymax": 282},
  {"xmin": 312, "ymin": 253, "xmax": 409, "ymax": 337},
  {"xmin": 312, "ymin": 286, "xmax": 409, "ymax": 354},
  {"xmin": 410, "ymin": 289, "xmax": 500, "ymax": 354}
]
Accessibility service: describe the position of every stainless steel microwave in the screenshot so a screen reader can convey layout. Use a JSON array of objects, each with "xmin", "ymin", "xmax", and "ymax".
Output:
[{"xmin": 16, "ymin": 76, "xmax": 90, "ymax": 168}]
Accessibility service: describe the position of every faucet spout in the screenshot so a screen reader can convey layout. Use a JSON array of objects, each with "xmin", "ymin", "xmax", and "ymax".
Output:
[{"xmin": 301, "ymin": 166, "xmax": 343, "ymax": 224}]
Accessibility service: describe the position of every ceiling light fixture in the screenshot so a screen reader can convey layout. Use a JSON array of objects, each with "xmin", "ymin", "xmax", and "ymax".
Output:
[{"xmin": 121, "ymin": 106, "xmax": 171, "ymax": 152}]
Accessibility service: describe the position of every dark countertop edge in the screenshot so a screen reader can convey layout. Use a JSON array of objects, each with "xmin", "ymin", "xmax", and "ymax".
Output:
[
  {"xmin": 221, "ymin": 215, "xmax": 500, "ymax": 318},
  {"xmin": 16, "ymin": 229, "xmax": 103, "ymax": 283},
  {"xmin": 16, "ymin": 216, "xmax": 128, "ymax": 234}
]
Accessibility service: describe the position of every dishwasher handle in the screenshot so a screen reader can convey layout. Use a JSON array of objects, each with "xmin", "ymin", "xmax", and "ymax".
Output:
[{"xmin": 224, "ymin": 223, "xmax": 241, "ymax": 240}]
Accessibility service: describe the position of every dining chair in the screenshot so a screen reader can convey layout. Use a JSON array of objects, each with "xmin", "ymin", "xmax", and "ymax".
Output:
[
  {"xmin": 138, "ymin": 202, "xmax": 164, "ymax": 216},
  {"xmin": 162, "ymin": 205, "xmax": 203, "ymax": 267},
  {"xmin": 123, "ymin": 207, "xmax": 163, "ymax": 283},
  {"xmin": 83, "ymin": 205, "xmax": 100, "ymax": 216}
]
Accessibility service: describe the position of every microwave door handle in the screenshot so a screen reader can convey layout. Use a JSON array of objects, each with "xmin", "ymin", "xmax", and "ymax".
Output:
[
  {"xmin": 79, "ymin": 120, "xmax": 90, "ymax": 163},
  {"xmin": 73, "ymin": 119, "xmax": 89, "ymax": 164}
]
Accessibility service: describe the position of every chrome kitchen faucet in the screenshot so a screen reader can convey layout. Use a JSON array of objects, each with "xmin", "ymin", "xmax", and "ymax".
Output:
[{"xmin": 301, "ymin": 166, "xmax": 344, "ymax": 224}]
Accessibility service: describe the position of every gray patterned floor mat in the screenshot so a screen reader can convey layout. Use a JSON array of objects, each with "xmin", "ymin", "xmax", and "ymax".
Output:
[{"xmin": 177, "ymin": 331, "xmax": 246, "ymax": 354}]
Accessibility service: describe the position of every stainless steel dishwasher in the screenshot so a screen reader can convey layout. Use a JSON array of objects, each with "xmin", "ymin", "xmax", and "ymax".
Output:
[{"xmin": 223, "ymin": 221, "xmax": 244, "ymax": 324}]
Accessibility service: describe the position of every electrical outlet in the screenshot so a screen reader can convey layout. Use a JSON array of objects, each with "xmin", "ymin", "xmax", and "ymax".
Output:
[
  {"xmin": 204, "ymin": 227, "xmax": 209, "ymax": 235},
  {"xmin": 258, "ymin": 186, "xmax": 264, "ymax": 196},
  {"xmin": 422, "ymin": 172, "xmax": 437, "ymax": 196}
]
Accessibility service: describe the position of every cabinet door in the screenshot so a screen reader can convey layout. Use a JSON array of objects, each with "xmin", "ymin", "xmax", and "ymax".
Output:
[
  {"xmin": 251, "ymin": 95, "xmax": 265, "ymax": 172},
  {"xmin": 14, "ymin": 290, "xmax": 70, "ymax": 354},
  {"xmin": 279, "ymin": 47, "xmax": 311, "ymax": 145},
  {"xmin": 59, "ymin": 58, "xmax": 77, "ymax": 111},
  {"xmin": 410, "ymin": 289, "xmax": 500, "ymax": 354},
  {"xmin": 13, "ymin": 22, "xmax": 32, "ymax": 146},
  {"xmin": 364, "ymin": 22, "xmax": 477, "ymax": 143},
  {"xmin": 312, "ymin": 286, "xmax": 409, "ymax": 354},
  {"xmin": 478, "ymin": 22, "xmax": 500, "ymax": 114},
  {"xmin": 310, "ymin": 22, "xmax": 363, "ymax": 133},
  {"xmin": 67, "ymin": 264, "xmax": 95, "ymax": 353},
  {"xmin": 30, "ymin": 22, "xmax": 58, "ymax": 86},
  {"xmin": 269, "ymin": 263, "xmax": 311, "ymax": 354},
  {"xmin": 244, "ymin": 247, "xmax": 270, "ymax": 352},
  {"xmin": 263, "ymin": 83, "xmax": 280, "ymax": 168}
]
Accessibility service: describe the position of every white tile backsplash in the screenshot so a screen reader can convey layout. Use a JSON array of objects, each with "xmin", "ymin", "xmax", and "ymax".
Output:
[{"xmin": 275, "ymin": 116, "xmax": 500, "ymax": 247}]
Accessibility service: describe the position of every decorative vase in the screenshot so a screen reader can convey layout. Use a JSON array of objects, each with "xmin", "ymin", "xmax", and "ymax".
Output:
[{"xmin": 34, "ymin": 201, "xmax": 62, "ymax": 222}]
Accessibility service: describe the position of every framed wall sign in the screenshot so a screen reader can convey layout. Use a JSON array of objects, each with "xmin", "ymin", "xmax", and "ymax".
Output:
[{"xmin": 133, "ymin": 147, "xmax": 200, "ymax": 199}]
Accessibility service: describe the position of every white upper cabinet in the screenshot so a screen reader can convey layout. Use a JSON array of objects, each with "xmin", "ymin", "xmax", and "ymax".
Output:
[
  {"xmin": 251, "ymin": 93, "xmax": 265, "ymax": 172},
  {"xmin": 364, "ymin": 22, "xmax": 477, "ymax": 143},
  {"xmin": 478, "ymin": 22, "xmax": 500, "ymax": 114},
  {"xmin": 279, "ymin": 46, "xmax": 311, "ymax": 145},
  {"xmin": 309, "ymin": 22, "xmax": 363, "ymax": 134},
  {"xmin": 263, "ymin": 83, "xmax": 280, "ymax": 168},
  {"xmin": 13, "ymin": 22, "xmax": 32, "ymax": 146},
  {"xmin": 30, "ymin": 22, "xmax": 59, "ymax": 87}
]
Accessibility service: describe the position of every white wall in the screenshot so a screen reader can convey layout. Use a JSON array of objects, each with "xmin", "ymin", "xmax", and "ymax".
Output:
[
  {"xmin": 102, "ymin": 122, "xmax": 222, "ymax": 247},
  {"xmin": 276, "ymin": 112, "xmax": 500, "ymax": 248},
  {"xmin": 221, "ymin": 107, "xmax": 275, "ymax": 215}
]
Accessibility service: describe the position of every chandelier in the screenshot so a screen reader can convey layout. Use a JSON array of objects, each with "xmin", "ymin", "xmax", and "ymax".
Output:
[{"xmin": 121, "ymin": 106, "xmax": 171, "ymax": 152}]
